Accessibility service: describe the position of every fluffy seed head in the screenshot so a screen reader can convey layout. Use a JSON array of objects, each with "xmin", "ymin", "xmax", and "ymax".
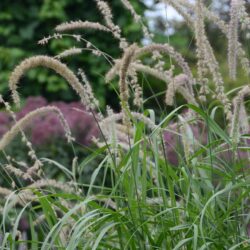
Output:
[
  {"xmin": 230, "ymin": 85, "xmax": 250, "ymax": 145},
  {"xmin": 55, "ymin": 20, "xmax": 110, "ymax": 32},
  {"xmin": 9, "ymin": 56, "xmax": 86, "ymax": 107},
  {"xmin": 55, "ymin": 47, "xmax": 83, "ymax": 59},
  {"xmin": 165, "ymin": 74, "xmax": 198, "ymax": 106},
  {"xmin": 135, "ymin": 43, "xmax": 195, "ymax": 87},
  {"xmin": 228, "ymin": 0, "xmax": 240, "ymax": 79},
  {"xmin": 119, "ymin": 44, "xmax": 137, "ymax": 114},
  {"xmin": 0, "ymin": 106, "xmax": 73, "ymax": 151}
]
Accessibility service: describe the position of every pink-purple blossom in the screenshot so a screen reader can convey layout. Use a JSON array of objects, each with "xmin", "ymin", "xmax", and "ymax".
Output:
[{"xmin": 0, "ymin": 96, "xmax": 99, "ymax": 147}]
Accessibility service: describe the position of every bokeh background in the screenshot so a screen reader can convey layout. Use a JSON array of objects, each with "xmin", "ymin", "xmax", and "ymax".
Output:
[{"xmin": 1, "ymin": 0, "xmax": 249, "ymax": 105}]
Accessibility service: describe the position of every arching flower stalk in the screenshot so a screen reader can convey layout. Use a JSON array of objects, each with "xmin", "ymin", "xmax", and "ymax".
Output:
[
  {"xmin": 105, "ymin": 60, "xmax": 172, "ymax": 85},
  {"xmin": 179, "ymin": 118, "xmax": 194, "ymax": 163},
  {"xmin": 165, "ymin": 74, "xmax": 198, "ymax": 107},
  {"xmin": 127, "ymin": 66, "xmax": 143, "ymax": 107},
  {"xmin": 228, "ymin": 0, "xmax": 240, "ymax": 80},
  {"xmin": 0, "ymin": 106, "xmax": 74, "ymax": 151},
  {"xmin": 55, "ymin": 47, "xmax": 83, "ymax": 59},
  {"xmin": 104, "ymin": 106, "xmax": 118, "ymax": 158},
  {"xmin": 135, "ymin": 44, "xmax": 195, "ymax": 88},
  {"xmin": 0, "ymin": 95, "xmax": 43, "ymax": 173},
  {"xmin": 9, "ymin": 56, "xmax": 86, "ymax": 107},
  {"xmin": 55, "ymin": 20, "xmax": 110, "ymax": 32},
  {"xmin": 119, "ymin": 44, "xmax": 137, "ymax": 124},
  {"xmin": 5, "ymin": 164, "xmax": 33, "ymax": 181},
  {"xmin": 120, "ymin": 0, "xmax": 141, "ymax": 23},
  {"xmin": 95, "ymin": 0, "xmax": 128, "ymax": 49},
  {"xmin": 77, "ymin": 68, "xmax": 101, "ymax": 115},
  {"xmin": 194, "ymin": 0, "xmax": 210, "ymax": 101},
  {"xmin": 120, "ymin": 0, "xmax": 152, "ymax": 40},
  {"xmin": 100, "ymin": 111, "xmax": 157, "ymax": 132},
  {"xmin": 230, "ymin": 85, "xmax": 250, "ymax": 146},
  {"xmin": 27, "ymin": 179, "xmax": 76, "ymax": 194}
]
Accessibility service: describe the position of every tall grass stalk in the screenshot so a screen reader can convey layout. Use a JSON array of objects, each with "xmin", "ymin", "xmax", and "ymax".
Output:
[{"xmin": 0, "ymin": 0, "xmax": 250, "ymax": 249}]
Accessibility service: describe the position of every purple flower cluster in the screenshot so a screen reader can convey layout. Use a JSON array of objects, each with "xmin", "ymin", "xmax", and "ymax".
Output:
[
  {"xmin": 0, "ymin": 112, "xmax": 11, "ymax": 137},
  {"xmin": 0, "ymin": 96, "xmax": 99, "ymax": 147}
]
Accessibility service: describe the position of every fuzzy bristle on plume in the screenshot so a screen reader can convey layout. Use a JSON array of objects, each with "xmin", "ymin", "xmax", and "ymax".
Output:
[
  {"xmin": 230, "ymin": 85, "xmax": 250, "ymax": 145},
  {"xmin": 55, "ymin": 20, "xmax": 110, "ymax": 32},
  {"xmin": 228, "ymin": 0, "xmax": 240, "ymax": 80},
  {"xmin": 9, "ymin": 56, "xmax": 86, "ymax": 107},
  {"xmin": 0, "ymin": 106, "xmax": 73, "ymax": 151}
]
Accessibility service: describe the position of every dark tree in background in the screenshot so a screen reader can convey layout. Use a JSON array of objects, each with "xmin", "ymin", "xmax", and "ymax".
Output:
[{"xmin": 0, "ymin": 0, "xmax": 146, "ymax": 107}]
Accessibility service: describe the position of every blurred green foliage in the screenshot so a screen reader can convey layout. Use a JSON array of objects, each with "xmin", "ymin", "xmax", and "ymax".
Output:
[
  {"xmin": 0, "ymin": 0, "xmax": 145, "ymax": 107},
  {"xmin": 0, "ymin": 0, "xmax": 249, "ymax": 112}
]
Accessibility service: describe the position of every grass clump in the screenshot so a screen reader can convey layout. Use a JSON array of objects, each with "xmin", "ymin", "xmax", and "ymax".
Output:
[{"xmin": 0, "ymin": 0, "xmax": 250, "ymax": 249}]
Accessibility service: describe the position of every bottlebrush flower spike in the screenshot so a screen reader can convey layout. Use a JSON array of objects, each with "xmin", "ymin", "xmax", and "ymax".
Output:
[
  {"xmin": 228, "ymin": 0, "xmax": 240, "ymax": 79},
  {"xmin": 0, "ymin": 106, "xmax": 73, "ymax": 151},
  {"xmin": 9, "ymin": 56, "xmax": 85, "ymax": 107}
]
